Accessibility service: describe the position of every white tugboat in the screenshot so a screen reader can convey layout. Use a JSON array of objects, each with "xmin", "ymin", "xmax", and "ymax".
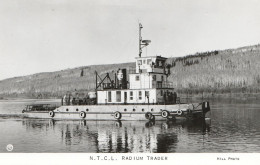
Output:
[{"xmin": 22, "ymin": 24, "xmax": 210, "ymax": 121}]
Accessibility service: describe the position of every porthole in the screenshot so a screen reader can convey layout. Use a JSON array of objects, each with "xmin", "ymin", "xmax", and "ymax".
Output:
[
  {"xmin": 76, "ymin": 108, "xmax": 79, "ymax": 111},
  {"xmin": 142, "ymin": 109, "xmax": 144, "ymax": 112},
  {"xmin": 124, "ymin": 109, "xmax": 127, "ymax": 112},
  {"xmin": 66, "ymin": 108, "xmax": 69, "ymax": 111},
  {"xmin": 151, "ymin": 108, "xmax": 154, "ymax": 112},
  {"xmin": 133, "ymin": 109, "xmax": 136, "ymax": 112},
  {"xmin": 86, "ymin": 109, "xmax": 89, "ymax": 112}
]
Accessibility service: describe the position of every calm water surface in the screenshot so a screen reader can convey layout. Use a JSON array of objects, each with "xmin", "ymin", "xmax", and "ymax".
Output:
[{"xmin": 0, "ymin": 98, "xmax": 259, "ymax": 153}]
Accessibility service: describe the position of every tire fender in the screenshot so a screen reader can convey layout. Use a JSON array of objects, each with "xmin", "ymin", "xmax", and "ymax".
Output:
[
  {"xmin": 49, "ymin": 111, "xmax": 55, "ymax": 118},
  {"xmin": 79, "ymin": 111, "xmax": 86, "ymax": 118},
  {"xmin": 114, "ymin": 111, "xmax": 122, "ymax": 120}
]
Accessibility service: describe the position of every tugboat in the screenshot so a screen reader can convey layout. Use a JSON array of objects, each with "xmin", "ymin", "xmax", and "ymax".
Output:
[{"xmin": 22, "ymin": 24, "xmax": 210, "ymax": 121}]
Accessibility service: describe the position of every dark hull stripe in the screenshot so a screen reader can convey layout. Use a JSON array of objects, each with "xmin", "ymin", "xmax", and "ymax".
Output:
[{"xmin": 24, "ymin": 111, "xmax": 163, "ymax": 115}]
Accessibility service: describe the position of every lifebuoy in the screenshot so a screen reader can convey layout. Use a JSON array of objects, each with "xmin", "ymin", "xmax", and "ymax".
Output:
[
  {"xmin": 161, "ymin": 110, "xmax": 169, "ymax": 118},
  {"xmin": 114, "ymin": 111, "xmax": 122, "ymax": 120},
  {"xmin": 79, "ymin": 111, "xmax": 86, "ymax": 118},
  {"xmin": 177, "ymin": 110, "xmax": 183, "ymax": 115},
  {"xmin": 49, "ymin": 111, "xmax": 55, "ymax": 118},
  {"xmin": 145, "ymin": 112, "xmax": 155, "ymax": 121}
]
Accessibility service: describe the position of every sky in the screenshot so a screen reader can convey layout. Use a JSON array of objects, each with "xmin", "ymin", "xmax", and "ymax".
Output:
[{"xmin": 0, "ymin": 0, "xmax": 260, "ymax": 80}]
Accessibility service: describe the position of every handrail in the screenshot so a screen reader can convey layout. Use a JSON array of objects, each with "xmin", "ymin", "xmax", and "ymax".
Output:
[{"xmin": 154, "ymin": 82, "xmax": 174, "ymax": 89}]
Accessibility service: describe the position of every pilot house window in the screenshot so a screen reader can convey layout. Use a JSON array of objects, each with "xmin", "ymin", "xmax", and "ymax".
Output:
[{"xmin": 152, "ymin": 75, "xmax": 156, "ymax": 81}]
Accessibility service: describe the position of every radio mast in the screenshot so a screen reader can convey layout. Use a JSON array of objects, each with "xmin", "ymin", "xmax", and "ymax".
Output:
[{"xmin": 139, "ymin": 23, "xmax": 151, "ymax": 57}]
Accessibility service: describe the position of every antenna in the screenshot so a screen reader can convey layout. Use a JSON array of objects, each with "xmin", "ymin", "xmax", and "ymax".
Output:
[{"xmin": 139, "ymin": 23, "xmax": 151, "ymax": 57}]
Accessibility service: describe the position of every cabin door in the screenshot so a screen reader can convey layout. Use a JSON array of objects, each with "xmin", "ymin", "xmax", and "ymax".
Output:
[{"xmin": 124, "ymin": 92, "xmax": 127, "ymax": 104}]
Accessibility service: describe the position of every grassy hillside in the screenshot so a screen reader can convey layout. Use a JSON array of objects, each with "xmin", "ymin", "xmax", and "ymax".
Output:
[
  {"xmin": 0, "ymin": 63, "xmax": 134, "ymax": 98},
  {"xmin": 0, "ymin": 44, "xmax": 260, "ymax": 99},
  {"xmin": 166, "ymin": 44, "xmax": 260, "ymax": 98}
]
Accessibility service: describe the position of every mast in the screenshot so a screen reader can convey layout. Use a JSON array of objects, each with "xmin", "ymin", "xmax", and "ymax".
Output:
[
  {"xmin": 139, "ymin": 23, "xmax": 143, "ymax": 57},
  {"xmin": 138, "ymin": 23, "xmax": 151, "ymax": 57}
]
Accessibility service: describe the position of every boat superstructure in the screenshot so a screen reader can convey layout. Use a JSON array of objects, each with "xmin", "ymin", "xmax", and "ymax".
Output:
[{"xmin": 23, "ymin": 23, "xmax": 210, "ymax": 121}]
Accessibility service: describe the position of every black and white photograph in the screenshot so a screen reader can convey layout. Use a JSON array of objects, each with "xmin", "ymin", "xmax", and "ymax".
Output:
[{"xmin": 0, "ymin": 0, "xmax": 259, "ymax": 164}]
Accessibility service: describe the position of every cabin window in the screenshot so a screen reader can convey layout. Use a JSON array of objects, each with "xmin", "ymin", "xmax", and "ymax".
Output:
[
  {"xmin": 161, "ymin": 90, "xmax": 163, "ymax": 96},
  {"xmin": 141, "ymin": 69, "xmax": 147, "ymax": 73},
  {"xmin": 156, "ymin": 60, "xmax": 159, "ymax": 66},
  {"xmin": 116, "ymin": 91, "xmax": 121, "ymax": 102},
  {"xmin": 145, "ymin": 91, "xmax": 150, "ymax": 97},
  {"xmin": 158, "ymin": 60, "xmax": 164, "ymax": 67},
  {"xmin": 138, "ymin": 60, "xmax": 142, "ymax": 65},
  {"xmin": 130, "ymin": 91, "xmax": 133, "ymax": 100},
  {"xmin": 147, "ymin": 59, "xmax": 152, "ymax": 65},
  {"xmin": 143, "ymin": 60, "xmax": 146, "ymax": 64},
  {"xmin": 161, "ymin": 75, "xmax": 164, "ymax": 81},
  {"xmin": 108, "ymin": 91, "xmax": 111, "ymax": 102},
  {"xmin": 136, "ymin": 75, "xmax": 140, "ymax": 81},
  {"xmin": 139, "ymin": 91, "xmax": 142, "ymax": 100},
  {"xmin": 152, "ymin": 75, "xmax": 156, "ymax": 81}
]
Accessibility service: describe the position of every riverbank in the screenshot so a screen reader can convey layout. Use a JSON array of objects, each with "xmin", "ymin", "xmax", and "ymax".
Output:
[
  {"xmin": 179, "ymin": 92, "xmax": 260, "ymax": 100},
  {"xmin": 1, "ymin": 92, "xmax": 260, "ymax": 101}
]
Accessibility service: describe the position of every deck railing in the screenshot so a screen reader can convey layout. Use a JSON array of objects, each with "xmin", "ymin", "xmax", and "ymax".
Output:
[
  {"xmin": 154, "ymin": 82, "xmax": 174, "ymax": 89},
  {"xmin": 101, "ymin": 83, "xmax": 130, "ymax": 90}
]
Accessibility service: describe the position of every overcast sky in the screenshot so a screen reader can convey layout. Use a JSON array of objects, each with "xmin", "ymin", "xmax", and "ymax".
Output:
[{"xmin": 0, "ymin": 0, "xmax": 260, "ymax": 80}]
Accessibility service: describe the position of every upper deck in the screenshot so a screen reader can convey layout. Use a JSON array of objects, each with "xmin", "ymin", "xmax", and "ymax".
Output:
[{"xmin": 95, "ymin": 23, "xmax": 175, "ymax": 105}]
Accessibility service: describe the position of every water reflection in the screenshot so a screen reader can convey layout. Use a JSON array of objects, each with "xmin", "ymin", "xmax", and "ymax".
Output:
[
  {"xmin": 2, "ymin": 98, "xmax": 260, "ymax": 152},
  {"xmin": 21, "ymin": 119, "xmax": 210, "ymax": 153}
]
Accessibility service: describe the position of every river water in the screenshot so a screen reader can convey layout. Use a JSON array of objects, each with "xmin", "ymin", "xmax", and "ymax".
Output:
[{"xmin": 0, "ymin": 98, "xmax": 259, "ymax": 153}]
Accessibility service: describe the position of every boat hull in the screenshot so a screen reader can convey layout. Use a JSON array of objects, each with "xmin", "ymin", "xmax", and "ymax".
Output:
[{"xmin": 23, "ymin": 102, "xmax": 210, "ymax": 121}]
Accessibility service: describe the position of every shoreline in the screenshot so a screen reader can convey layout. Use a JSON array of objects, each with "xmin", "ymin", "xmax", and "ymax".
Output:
[{"xmin": 1, "ymin": 92, "xmax": 260, "ymax": 101}]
